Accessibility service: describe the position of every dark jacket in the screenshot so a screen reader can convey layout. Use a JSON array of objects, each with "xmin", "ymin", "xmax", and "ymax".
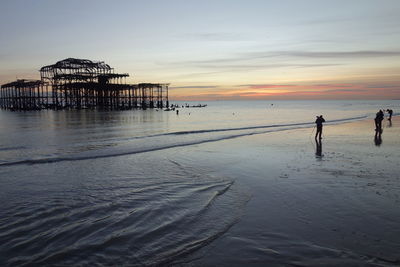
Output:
[
  {"xmin": 315, "ymin": 117, "xmax": 325, "ymax": 128},
  {"xmin": 375, "ymin": 111, "xmax": 384, "ymax": 122}
]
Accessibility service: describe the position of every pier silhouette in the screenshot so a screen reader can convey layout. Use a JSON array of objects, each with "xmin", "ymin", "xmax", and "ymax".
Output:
[{"xmin": 0, "ymin": 58, "xmax": 169, "ymax": 111}]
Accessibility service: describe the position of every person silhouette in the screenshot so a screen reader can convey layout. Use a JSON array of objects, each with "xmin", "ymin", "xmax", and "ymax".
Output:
[
  {"xmin": 374, "ymin": 110, "xmax": 384, "ymax": 131},
  {"xmin": 386, "ymin": 109, "xmax": 393, "ymax": 121},
  {"xmin": 315, "ymin": 115, "xmax": 325, "ymax": 139}
]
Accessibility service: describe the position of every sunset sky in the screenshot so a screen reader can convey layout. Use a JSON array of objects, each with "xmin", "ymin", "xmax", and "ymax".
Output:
[{"xmin": 1, "ymin": 0, "xmax": 400, "ymax": 100}]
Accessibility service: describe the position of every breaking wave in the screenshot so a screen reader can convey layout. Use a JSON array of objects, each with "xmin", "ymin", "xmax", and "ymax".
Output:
[{"xmin": 0, "ymin": 115, "xmax": 367, "ymax": 167}]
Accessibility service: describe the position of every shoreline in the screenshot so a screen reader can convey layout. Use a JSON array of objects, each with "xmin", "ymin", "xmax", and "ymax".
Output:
[
  {"xmin": 175, "ymin": 116, "xmax": 400, "ymax": 266},
  {"xmin": 0, "ymin": 114, "xmax": 379, "ymax": 168}
]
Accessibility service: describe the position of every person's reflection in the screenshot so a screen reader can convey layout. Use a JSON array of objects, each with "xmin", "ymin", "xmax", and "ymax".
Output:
[
  {"xmin": 315, "ymin": 138, "xmax": 322, "ymax": 157},
  {"xmin": 387, "ymin": 120, "xmax": 392, "ymax": 128},
  {"xmin": 374, "ymin": 129, "xmax": 382, "ymax": 146}
]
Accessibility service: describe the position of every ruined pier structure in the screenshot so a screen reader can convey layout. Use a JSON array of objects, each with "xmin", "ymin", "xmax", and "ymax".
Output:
[{"xmin": 0, "ymin": 58, "xmax": 169, "ymax": 110}]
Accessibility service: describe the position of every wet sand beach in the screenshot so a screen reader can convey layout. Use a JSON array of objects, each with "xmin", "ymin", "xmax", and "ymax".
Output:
[{"xmin": 174, "ymin": 117, "xmax": 400, "ymax": 266}]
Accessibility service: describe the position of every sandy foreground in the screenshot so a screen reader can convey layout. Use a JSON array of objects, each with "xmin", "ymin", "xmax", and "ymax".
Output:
[{"xmin": 174, "ymin": 116, "xmax": 400, "ymax": 266}]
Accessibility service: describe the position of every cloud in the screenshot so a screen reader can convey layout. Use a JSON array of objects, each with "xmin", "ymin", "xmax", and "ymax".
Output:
[
  {"xmin": 170, "ymin": 63, "xmax": 342, "ymax": 74},
  {"xmin": 322, "ymin": 89, "xmax": 368, "ymax": 93},
  {"xmin": 235, "ymin": 82, "xmax": 400, "ymax": 93},
  {"xmin": 314, "ymin": 83, "xmax": 354, "ymax": 88},
  {"xmin": 299, "ymin": 17, "xmax": 351, "ymax": 26},
  {"xmin": 170, "ymin": 85, "xmax": 218, "ymax": 90},
  {"xmin": 236, "ymin": 88, "xmax": 367, "ymax": 94},
  {"xmin": 366, "ymin": 85, "xmax": 399, "ymax": 89},
  {"xmin": 162, "ymin": 49, "xmax": 400, "ymax": 75},
  {"xmin": 234, "ymin": 50, "xmax": 400, "ymax": 63},
  {"xmin": 238, "ymin": 84, "xmax": 297, "ymax": 89},
  {"xmin": 236, "ymin": 83, "xmax": 365, "ymax": 91},
  {"xmin": 172, "ymin": 86, "xmax": 395, "ymax": 101},
  {"xmin": 205, "ymin": 63, "xmax": 340, "ymax": 69},
  {"xmin": 167, "ymin": 50, "xmax": 400, "ymax": 68},
  {"xmin": 171, "ymin": 80, "xmax": 400, "ymax": 101},
  {"xmin": 272, "ymin": 50, "xmax": 400, "ymax": 58},
  {"xmin": 177, "ymin": 32, "xmax": 244, "ymax": 42}
]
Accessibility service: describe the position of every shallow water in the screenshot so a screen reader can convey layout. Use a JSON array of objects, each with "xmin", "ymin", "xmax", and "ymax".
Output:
[
  {"xmin": 0, "ymin": 152, "xmax": 249, "ymax": 266},
  {"xmin": 0, "ymin": 100, "xmax": 396, "ymax": 166},
  {"xmin": 0, "ymin": 100, "xmax": 398, "ymax": 265}
]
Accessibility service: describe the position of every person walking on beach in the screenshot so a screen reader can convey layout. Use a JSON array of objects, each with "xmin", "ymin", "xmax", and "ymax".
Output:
[
  {"xmin": 386, "ymin": 109, "xmax": 393, "ymax": 121},
  {"xmin": 315, "ymin": 115, "xmax": 325, "ymax": 140},
  {"xmin": 375, "ymin": 110, "xmax": 384, "ymax": 132}
]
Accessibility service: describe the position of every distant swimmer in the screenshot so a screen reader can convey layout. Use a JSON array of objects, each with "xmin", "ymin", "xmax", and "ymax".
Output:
[
  {"xmin": 315, "ymin": 115, "xmax": 325, "ymax": 140},
  {"xmin": 386, "ymin": 109, "xmax": 393, "ymax": 121},
  {"xmin": 375, "ymin": 110, "xmax": 384, "ymax": 131}
]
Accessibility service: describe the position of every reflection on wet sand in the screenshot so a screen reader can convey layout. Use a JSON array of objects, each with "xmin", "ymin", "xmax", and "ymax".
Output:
[
  {"xmin": 374, "ymin": 129, "xmax": 382, "ymax": 146},
  {"xmin": 315, "ymin": 138, "xmax": 322, "ymax": 157}
]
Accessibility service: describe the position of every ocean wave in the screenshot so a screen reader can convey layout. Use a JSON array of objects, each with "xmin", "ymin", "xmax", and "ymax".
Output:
[
  {"xmin": 0, "ymin": 115, "xmax": 368, "ymax": 168},
  {"xmin": 163, "ymin": 115, "xmax": 368, "ymax": 136},
  {"xmin": 103, "ymin": 115, "xmax": 368, "ymax": 141},
  {"xmin": 0, "ymin": 146, "xmax": 27, "ymax": 152}
]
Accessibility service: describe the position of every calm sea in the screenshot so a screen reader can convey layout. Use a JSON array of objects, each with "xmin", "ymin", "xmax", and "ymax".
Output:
[{"xmin": 0, "ymin": 100, "xmax": 398, "ymax": 265}]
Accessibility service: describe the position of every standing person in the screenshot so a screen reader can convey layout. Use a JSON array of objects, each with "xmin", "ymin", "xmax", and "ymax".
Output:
[
  {"xmin": 315, "ymin": 115, "xmax": 325, "ymax": 140},
  {"xmin": 375, "ymin": 110, "xmax": 384, "ymax": 131},
  {"xmin": 386, "ymin": 109, "xmax": 393, "ymax": 121}
]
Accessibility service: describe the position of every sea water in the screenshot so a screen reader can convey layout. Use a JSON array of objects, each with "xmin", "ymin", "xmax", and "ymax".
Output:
[{"xmin": 0, "ymin": 100, "xmax": 398, "ymax": 265}]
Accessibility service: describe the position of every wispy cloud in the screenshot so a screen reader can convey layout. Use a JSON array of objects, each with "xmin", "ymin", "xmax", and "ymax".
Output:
[
  {"xmin": 322, "ymin": 89, "xmax": 368, "ymax": 93},
  {"xmin": 232, "ymin": 50, "xmax": 400, "ymax": 63},
  {"xmin": 170, "ymin": 85, "xmax": 218, "ymax": 90},
  {"xmin": 198, "ymin": 63, "xmax": 341, "ymax": 70},
  {"xmin": 177, "ymin": 32, "xmax": 245, "ymax": 42},
  {"xmin": 236, "ymin": 83, "xmax": 361, "ymax": 90},
  {"xmin": 366, "ymin": 85, "xmax": 399, "ymax": 89},
  {"xmin": 172, "ymin": 83, "xmax": 388, "ymax": 100},
  {"xmin": 171, "ymin": 83, "xmax": 398, "ymax": 100},
  {"xmin": 314, "ymin": 83, "xmax": 354, "ymax": 88},
  {"xmin": 271, "ymin": 50, "xmax": 400, "ymax": 58},
  {"xmin": 196, "ymin": 50, "xmax": 400, "ymax": 64},
  {"xmin": 161, "ymin": 49, "xmax": 400, "ymax": 75},
  {"xmin": 238, "ymin": 84, "xmax": 297, "ymax": 89},
  {"xmin": 165, "ymin": 62, "xmax": 342, "ymax": 75},
  {"xmin": 298, "ymin": 17, "xmax": 351, "ymax": 26}
]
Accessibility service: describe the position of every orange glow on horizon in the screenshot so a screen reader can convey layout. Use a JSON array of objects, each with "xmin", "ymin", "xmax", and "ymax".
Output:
[{"xmin": 170, "ymin": 82, "xmax": 400, "ymax": 101}]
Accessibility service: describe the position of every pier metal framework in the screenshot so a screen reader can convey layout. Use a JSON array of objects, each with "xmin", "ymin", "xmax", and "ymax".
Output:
[
  {"xmin": 0, "ymin": 79, "xmax": 50, "ymax": 110},
  {"xmin": 0, "ymin": 58, "xmax": 169, "ymax": 111}
]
